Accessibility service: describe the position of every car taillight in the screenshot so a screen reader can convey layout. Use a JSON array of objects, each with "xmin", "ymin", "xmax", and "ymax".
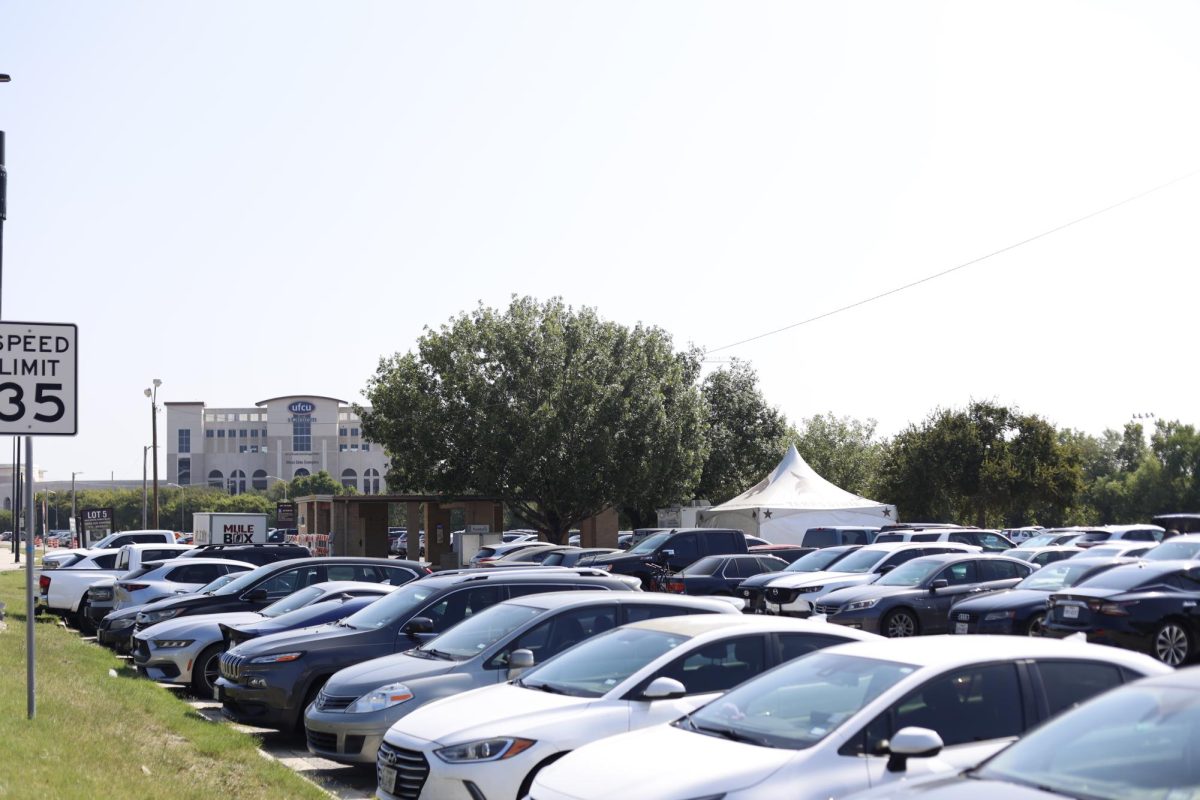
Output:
[
  {"xmin": 39, "ymin": 575, "xmax": 50, "ymax": 592},
  {"xmin": 1099, "ymin": 601, "xmax": 1136, "ymax": 616},
  {"xmin": 118, "ymin": 583, "xmax": 150, "ymax": 592},
  {"xmin": 665, "ymin": 579, "xmax": 685, "ymax": 594}
]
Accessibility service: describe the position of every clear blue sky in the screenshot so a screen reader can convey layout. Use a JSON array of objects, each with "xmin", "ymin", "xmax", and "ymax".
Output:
[{"xmin": 2, "ymin": 1, "xmax": 1198, "ymax": 481}]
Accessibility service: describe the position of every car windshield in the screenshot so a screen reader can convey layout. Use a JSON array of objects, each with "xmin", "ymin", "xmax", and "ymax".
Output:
[
  {"xmin": 680, "ymin": 557, "xmax": 723, "ymax": 576},
  {"xmin": 194, "ymin": 572, "xmax": 242, "ymax": 594},
  {"xmin": 1145, "ymin": 540, "xmax": 1200, "ymax": 561},
  {"xmin": 976, "ymin": 683, "xmax": 1200, "ymax": 798},
  {"xmin": 1016, "ymin": 561, "xmax": 1106, "ymax": 591},
  {"xmin": 876, "ymin": 560, "xmax": 943, "ymax": 587},
  {"xmin": 821, "ymin": 549, "xmax": 888, "ymax": 574},
  {"xmin": 1006, "ymin": 550, "xmax": 1036, "ymax": 562},
  {"xmin": 212, "ymin": 563, "xmax": 282, "ymax": 596},
  {"xmin": 340, "ymin": 582, "xmax": 440, "ymax": 630},
  {"xmin": 1020, "ymin": 534, "xmax": 1065, "ymax": 549},
  {"xmin": 417, "ymin": 602, "xmax": 543, "ymax": 660},
  {"xmin": 1073, "ymin": 566, "xmax": 1165, "ymax": 592},
  {"xmin": 260, "ymin": 585, "xmax": 327, "ymax": 617},
  {"xmin": 518, "ymin": 627, "xmax": 690, "ymax": 698},
  {"xmin": 683, "ymin": 652, "xmax": 916, "ymax": 750},
  {"xmin": 1086, "ymin": 546, "xmax": 1140, "ymax": 558},
  {"xmin": 627, "ymin": 533, "xmax": 672, "ymax": 555},
  {"xmin": 785, "ymin": 548, "xmax": 854, "ymax": 573},
  {"xmin": 1077, "ymin": 532, "xmax": 1112, "ymax": 543}
]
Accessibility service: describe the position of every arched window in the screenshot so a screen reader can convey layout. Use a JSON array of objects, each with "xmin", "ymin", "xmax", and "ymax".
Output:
[
  {"xmin": 364, "ymin": 468, "xmax": 381, "ymax": 495},
  {"xmin": 252, "ymin": 470, "xmax": 268, "ymax": 491},
  {"xmin": 341, "ymin": 468, "xmax": 357, "ymax": 491},
  {"xmin": 208, "ymin": 470, "xmax": 224, "ymax": 489},
  {"xmin": 228, "ymin": 470, "xmax": 247, "ymax": 495},
  {"xmin": 293, "ymin": 468, "xmax": 310, "ymax": 479}
]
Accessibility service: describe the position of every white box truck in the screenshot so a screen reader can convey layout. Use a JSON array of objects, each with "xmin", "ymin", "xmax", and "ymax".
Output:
[{"xmin": 193, "ymin": 512, "xmax": 270, "ymax": 545}]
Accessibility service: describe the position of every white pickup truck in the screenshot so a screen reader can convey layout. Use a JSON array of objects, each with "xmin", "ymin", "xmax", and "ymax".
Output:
[
  {"xmin": 38, "ymin": 542, "xmax": 194, "ymax": 632},
  {"xmin": 41, "ymin": 530, "xmax": 179, "ymax": 570}
]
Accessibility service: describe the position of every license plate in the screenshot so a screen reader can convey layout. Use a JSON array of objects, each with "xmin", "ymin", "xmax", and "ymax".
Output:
[
  {"xmin": 955, "ymin": 622, "xmax": 968, "ymax": 634},
  {"xmin": 379, "ymin": 765, "xmax": 397, "ymax": 795},
  {"xmin": 1064, "ymin": 605, "xmax": 1079, "ymax": 619}
]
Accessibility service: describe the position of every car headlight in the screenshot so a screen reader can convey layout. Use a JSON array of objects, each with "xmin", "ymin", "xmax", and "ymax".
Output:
[
  {"xmin": 845, "ymin": 598, "xmax": 880, "ymax": 611},
  {"xmin": 249, "ymin": 652, "xmax": 304, "ymax": 664},
  {"xmin": 434, "ymin": 737, "xmax": 536, "ymax": 763},
  {"xmin": 797, "ymin": 585, "xmax": 824, "ymax": 594},
  {"xmin": 138, "ymin": 608, "xmax": 182, "ymax": 624},
  {"xmin": 109, "ymin": 618, "xmax": 135, "ymax": 631},
  {"xmin": 152, "ymin": 639, "xmax": 194, "ymax": 649},
  {"xmin": 345, "ymin": 683, "xmax": 414, "ymax": 713},
  {"xmin": 984, "ymin": 611, "xmax": 1016, "ymax": 621}
]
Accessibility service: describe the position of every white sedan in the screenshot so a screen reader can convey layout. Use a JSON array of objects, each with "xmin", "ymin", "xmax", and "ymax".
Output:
[
  {"xmin": 376, "ymin": 615, "xmax": 880, "ymax": 800},
  {"xmin": 529, "ymin": 636, "xmax": 1170, "ymax": 800}
]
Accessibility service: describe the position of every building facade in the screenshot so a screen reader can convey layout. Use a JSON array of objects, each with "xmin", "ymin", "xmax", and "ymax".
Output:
[{"xmin": 165, "ymin": 394, "xmax": 389, "ymax": 494}]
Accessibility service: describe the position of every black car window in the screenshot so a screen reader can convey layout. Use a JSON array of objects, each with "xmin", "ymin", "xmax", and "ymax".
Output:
[
  {"xmin": 502, "ymin": 605, "xmax": 619, "ymax": 666},
  {"xmin": 91, "ymin": 553, "xmax": 118, "ymax": 569},
  {"xmin": 144, "ymin": 548, "xmax": 182, "ymax": 562},
  {"xmin": 166, "ymin": 563, "xmax": 222, "ymax": 584},
  {"xmin": 977, "ymin": 559, "xmax": 1022, "ymax": 582},
  {"xmin": 844, "ymin": 530, "xmax": 872, "ymax": 545},
  {"xmin": 655, "ymin": 635, "xmax": 767, "ymax": 696},
  {"xmin": 804, "ymin": 529, "xmax": 838, "ymax": 548},
  {"xmin": 756, "ymin": 557, "xmax": 788, "ymax": 573},
  {"xmin": 682, "ymin": 557, "xmax": 723, "ymax": 576},
  {"xmin": 421, "ymin": 585, "xmax": 506, "ymax": 633},
  {"xmin": 623, "ymin": 603, "xmax": 705, "ymax": 623},
  {"xmin": 777, "ymin": 633, "xmax": 847, "ymax": 663},
  {"xmin": 723, "ymin": 559, "xmax": 757, "ymax": 579},
  {"xmin": 911, "ymin": 533, "xmax": 941, "ymax": 542},
  {"xmin": 1035, "ymin": 660, "xmax": 1124, "ymax": 717},
  {"xmin": 879, "ymin": 549, "xmax": 927, "ymax": 571},
  {"xmin": 705, "ymin": 531, "xmax": 735, "ymax": 553},
  {"xmin": 935, "ymin": 561, "xmax": 977, "ymax": 586},
  {"xmin": 258, "ymin": 565, "xmax": 325, "ymax": 598},
  {"xmin": 864, "ymin": 663, "xmax": 1023, "ymax": 752},
  {"xmin": 1163, "ymin": 573, "xmax": 1200, "ymax": 592},
  {"xmin": 670, "ymin": 535, "xmax": 699, "ymax": 562},
  {"xmin": 383, "ymin": 566, "xmax": 419, "ymax": 584}
]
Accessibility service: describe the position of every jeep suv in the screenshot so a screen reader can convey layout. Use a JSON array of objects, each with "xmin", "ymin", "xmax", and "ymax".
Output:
[{"xmin": 215, "ymin": 567, "xmax": 640, "ymax": 731}]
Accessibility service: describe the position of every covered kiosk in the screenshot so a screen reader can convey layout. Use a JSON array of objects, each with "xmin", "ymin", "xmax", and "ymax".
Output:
[{"xmin": 698, "ymin": 445, "xmax": 896, "ymax": 544}]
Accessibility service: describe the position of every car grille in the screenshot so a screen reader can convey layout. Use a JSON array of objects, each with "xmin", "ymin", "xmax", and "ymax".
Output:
[
  {"xmin": 814, "ymin": 602, "xmax": 840, "ymax": 615},
  {"xmin": 219, "ymin": 652, "xmax": 248, "ymax": 682},
  {"xmin": 377, "ymin": 742, "xmax": 430, "ymax": 800},
  {"xmin": 765, "ymin": 587, "xmax": 795, "ymax": 603},
  {"xmin": 954, "ymin": 612, "xmax": 975, "ymax": 623},
  {"xmin": 306, "ymin": 729, "xmax": 338, "ymax": 751},
  {"xmin": 314, "ymin": 691, "xmax": 357, "ymax": 712}
]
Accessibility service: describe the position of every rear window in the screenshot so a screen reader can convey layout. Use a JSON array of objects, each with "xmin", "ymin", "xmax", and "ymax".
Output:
[
  {"xmin": 1074, "ymin": 566, "xmax": 1169, "ymax": 591},
  {"xmin": 804, "ymin": 529, "xmax": 839, "ymax": 548},
  {"xmin": 681, "ymin": 557, "xmax": 723, "ymax": 576},
  {"xmin": 872, "ymin": 533, "xmax": 903, "ymax": 544},
  {"xmin": 1077, "ymin": 532, "xmax": 1112, "ymax": 543}
]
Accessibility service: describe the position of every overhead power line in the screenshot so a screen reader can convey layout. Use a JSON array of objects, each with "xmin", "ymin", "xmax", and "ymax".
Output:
[{"xmin": 705, "ymin": 168, "xmax": 1200, "ymax": 355}]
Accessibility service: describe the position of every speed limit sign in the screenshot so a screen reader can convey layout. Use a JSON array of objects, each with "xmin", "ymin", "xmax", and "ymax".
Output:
[{"xmin": 0, "ymin": 321, "xmax": 78, "ymax": 435}]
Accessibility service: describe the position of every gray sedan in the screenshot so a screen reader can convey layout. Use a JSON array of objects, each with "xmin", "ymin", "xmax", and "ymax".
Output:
[{"xmin": 303, "ymin": 590, "xmax": 743, "ymax": 764}]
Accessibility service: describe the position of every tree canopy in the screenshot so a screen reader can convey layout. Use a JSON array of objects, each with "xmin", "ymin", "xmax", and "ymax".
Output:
[{"xmin": 361, "ymin": 296, "xmax": 707, "ymax": 542}]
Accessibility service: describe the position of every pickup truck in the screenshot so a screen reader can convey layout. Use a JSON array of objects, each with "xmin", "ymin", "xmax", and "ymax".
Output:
[
  {"xmin": 41, "ymin": 529, "xmax": 179, "ymax": 570},
  {"xmin": 39, "ymin": 542, "xmax": 193, "ymax": 633},
  {"xmin": 582, "ymin": 528, "xmax": 748, "ymax": 588}
]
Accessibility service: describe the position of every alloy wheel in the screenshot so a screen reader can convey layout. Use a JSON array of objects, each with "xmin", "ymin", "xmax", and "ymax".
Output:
[{"xmin": 1154, "ymin": 623, "xmax": 1190, "ymax": 666}]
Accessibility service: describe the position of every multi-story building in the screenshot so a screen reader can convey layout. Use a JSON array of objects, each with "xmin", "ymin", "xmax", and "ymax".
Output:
[{"xmin": 164, "ymin": 394, "xmax": 388, "ymax": 495}]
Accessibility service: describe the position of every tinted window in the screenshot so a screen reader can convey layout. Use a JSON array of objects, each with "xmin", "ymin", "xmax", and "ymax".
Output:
[
  {"xmin": 935, "ymin": 561, "xmax": 977, "ymax": 586},
  {"xmin": 145, "ymin": 548, "xmax": 185, "ymax": 562},
  {"xmin": 872, "ymin": 534, "xmax": 904, "ymax": 544},
  {"xmin": 878, "ymin": 549, "xmax": 929, "ymax": 571},
  {"xmin": 723, "ymin": 559, "xmax": 759, "ymax": 579},
  {"xmin": 420, "ymin": 586, "xmax": 505, "ymax": 633},
  {"xmin": 804, "ymin": 529, "xmax": 838, "ymax": 548},
  {"xmin": 844, "ymin": 530, "xmax": 872, "ymax": 545},
  {"xmin": 116, "ymin": 551, "xmax": 130, "ymax": 570},
  {"xmin": 704, "ymin": 531, "xmax": 737, "ymax": 553},
  {"xmin": 1164, "ymin": 573, "xmax": 1200, "ymax": 592},
  {"xmin": 166, "ymin": 564, "xmax": 223, "ymax": 583},
  {"xmin": 257, "ymin": 566, "xmax": 324, "ymax": 597},
  {"xmin": 978, "ymin": 560, "xmax": 1024, "ymax": 581},
  {"xmin": 681, "ymin": 557, "xmax": 723, "ymax": 576},
  {"xmin": 778, "ymin": 633, "xmax": 846, "ymax": 663},
  {"xmin": 1075, "ymin": 566, "xmax": 1171, "ymax": 591},
  {"xmin": 655, "ymin": 635, "xmax": 766, "ymax": 695},
  {"xmin": 92, "ymin": 554, "xmax": 118, "ymax": 569},
  {"xmin": 976, "ymin": 533, "xmax": 1013, "ymax": 551},
  {"xmin": 867, "ymin": 663, "xmax": 1023, "ymax": 750},
  {"xmin": 911, "ymin": 533, "xmax": 942, "ymax": 542},
  {"xmin": 670, "ymin": 535, "xmax": 699, "ymax": 563},
  {"xmin": 1035, "ymin": 660, "xmax": 1124, "ymax": 717},
  {"xmin": 503, "ymin": 605, "xmax": 619, "ymax": 664},
  {"xmin": 624, "ymin": 603, "xmax": 708, "ymax": 623}
]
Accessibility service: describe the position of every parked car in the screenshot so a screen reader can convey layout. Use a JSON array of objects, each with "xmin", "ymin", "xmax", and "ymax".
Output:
[
  {"xmin": 85, "ymin": 556, "xmax": 252, "ymax": 627},
  {"xmin": 581, "ymin": 528, "xmax": 748, "ymax": 588},
  {"xmin": 873, "ymin": 528, "xmax": 1015, "ymax": 552},
  {"xmin": 133, "ymin": 580, "xmax": 396, "ymax": 697},
  {"xmin": 748, "ymin": 544, "xmax": 815, "ymax": 563},
  {"xmin": 468, "ymin": 541, "xmax": 553, "ymax": 566},
  {"xmin": 1016, "ymin": 531, "xmax": 1084, "ymax": 549},
  {"xmin": 484, "ymin": 544, "xmax": 577, "ymax": 566},
  {"xmin": 1001, "ymin": 526, "xmax": 1043, "ymax": 543},
  {"xmin": 1144, "ymin": 532, "xmax": 1200, "ymax": 561},
  {"xmin": 538, "ymin": 547, "xmax": 618, "ymax": 567},
  {"xmin": 794, "ymin": 526, "xmax": 880, "ymax": 548},
  {"xmin": 43, "ymin": 529, "xmax": 176, "ymax": 562},
  {"xmin": 738, "ymin": 545, "xmax": 863, "ymax": 613},
  {"xmin": 820, "ymin": 554, "xmax": 1035, "ymax": 636},
  {"xmin": 176, "ymin": 542, "xmax": 311, "ymax": 565},
  {"xmin": 743, "ymin": 535, "xmax": 771, "ymax": 548},
  {"xmin": 305, "ymin": 591, "xmax": 743, "ymax": 764},
  {"xmin": 656, "ymin": 554, "xmax": 789, "ymax": 596},
  {"xmin": 947, "ymin": 555, "xmax": 1137, "ymax": 637},
  {"xmin": 377, "ymin": 614, "xmax": 880, "ymax": 800},
  {"xmin": 1072, "ymin": 524, "xmax": 1165, "ymax": 548},
  {"xmin": 527, "ymin": 636, "xmax": 1169, "ymax": 800},
  {"xmin": 1004, "ymin": 545, "xmax": 1083, "ymax": 568},
  {"xmin": 1152, "ymin": 512, "xmax": 1200, "ymax": 534},
  {"xmin": 1074, "ymin": 541, "xmax": 1155, "ymax": 559},
  {"xmin": 838, "ymin": 667, "xmax": 1200, "ymax": 800},
  {"xmin": 96, "ymin": 571, "xmax": 246, "ymax": 652},
  {"xmin": 757, "ymin": 542, "xmax": 980, "ymax": 617},
  {"xmin": 215, "ymin": 567, "xmax": 640, "ymax": 731},
  {"xmin": 1044, "ymin": 559, "xmax": 1200, "ymax": 665}
]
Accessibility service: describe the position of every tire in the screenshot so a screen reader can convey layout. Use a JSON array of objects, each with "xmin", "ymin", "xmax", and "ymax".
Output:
[
  {"xmin": 1152, "ymin": 621, "xmax": 1192, "ymax": 666},
  {"xmin": 296, "ymin": 680, "xmax": 327, "ymax": 732},
  {"xmin": 191, "ymin": 644, "xmax": 224, "ymax": 698},
  {"xmin": 1025, "ymin": 612, "xmax": 1046, "ymax": 637},
  {"xmin": 517, "ymin": 752, "xmax": 567, "ymax": 800},
  {"xmin": 883, "ymin": 609, "xmax": 919, "ymax": 638},
  {"xmin": 76, "ymin": 597, "xmax": 96, "ymax": 636}
]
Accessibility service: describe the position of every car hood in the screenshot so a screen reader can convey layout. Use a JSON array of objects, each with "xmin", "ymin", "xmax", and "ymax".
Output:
[
  {"xmin": 582, "ymin": 552, "xmax": 649, "ymax": 567},
  {"xmin": 738, "ymin": 570, "xmax": 792, "ymax": 588},
  {"xmin": 387, "ymin": 682, "xmax": 595, "ymax": 746},
  {"xmin": 536, "ymin": 721, "xmax": 793, "ymax": 799},
  {"xmin": 951, "ymin": 589, "xmax": 1050, "ymax": 614},
  {"xmin": 227, "ymin": 623, "xmax": 348, "ymax": 656},
  {"xmin": 768, "ymin": 570, "xmax": 872, "ymax": 589},
  {"xmin": 322, "ymin": 651, "xmax": 458, "ymax": 696},
  {"xmin": 138, "ymin": 611, "xmax": 262, "ymax": 640},
  {"xmin": 837, "ymin": 773, "xmax": 1065, "ymax": 800}
]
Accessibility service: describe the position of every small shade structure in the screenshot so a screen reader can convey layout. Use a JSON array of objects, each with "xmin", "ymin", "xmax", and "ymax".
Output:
[{"xmin": 698, "ymin": 445, "xmax": 897, "ymax": 543}]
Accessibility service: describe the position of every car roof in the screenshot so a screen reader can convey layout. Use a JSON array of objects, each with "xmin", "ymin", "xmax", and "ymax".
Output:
[
  {"xmin": 119, "ymin": 542, "xmax": 191, "ymax": 550},
  {"xmin": 822, "ymin": 633, "xmax": 1166, "ymax": 670},
  {"xmin": 305, "ymin": 580, "xmax": 396, "ymax": 593},
  {"xmin": 1085, "ymin": 559, "xmax": 1198, "ymax": 579},
  {"xmin": 419, "ymin": 567, "xmax": 625, "ymax": 586},
  {"xmin": 858, "ymin": 541, "xmax": 977, "ymax": 553},
  {"xmin": 142, "ymin": 557, "xmax": 257, "ymax": 569},
  {"xmin": 504, "ymin": 590, "xmax": 739, "ymax": 612},
  {"xmin": 622, "ymin": 613, "xmax": 878, "ymax": 640},
  {"xmin": 902, "ymin": 552, "xmax": 1027, "ymax": 566}
]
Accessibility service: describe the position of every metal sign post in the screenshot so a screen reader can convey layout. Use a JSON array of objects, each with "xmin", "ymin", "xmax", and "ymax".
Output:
[{"xmin": 0, "ymin": 320, "xmax": 79, "ymax": 721}]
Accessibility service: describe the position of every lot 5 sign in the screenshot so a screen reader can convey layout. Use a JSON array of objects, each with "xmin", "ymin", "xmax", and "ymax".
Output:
[{"xmin": 0, "ymin": 321, "xmax": 77, "ymax": 435}]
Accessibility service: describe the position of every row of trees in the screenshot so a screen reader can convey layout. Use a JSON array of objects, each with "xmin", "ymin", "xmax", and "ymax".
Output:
[{"xmin": 359, "ymin": 297, "xmax": 1196, "ymax": 541}]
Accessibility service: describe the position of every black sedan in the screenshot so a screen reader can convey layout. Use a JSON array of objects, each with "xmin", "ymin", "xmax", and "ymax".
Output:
[
  {"xmin": 1044, "ymin": 559, "xmax": 1200, "ymax": 665},
  {"xmin": 737, "ymin": 545, "xmax": 863, "ymax": 612},
  {"xmin": 657, "ymin": 554, "xmax": 789, "ymax": 595},
  {"xmin": 820, "ymin": 553, "xmax": 1034, "ymax": 637},
  {"xmin": 947, "ymin": 556, "xmax": 1135, "ymax": 637}
]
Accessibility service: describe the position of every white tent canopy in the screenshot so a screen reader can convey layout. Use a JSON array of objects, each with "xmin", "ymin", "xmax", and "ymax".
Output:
[{"xmin": 698, "ymin": 445, "xmax": 896, "ymax": 544}]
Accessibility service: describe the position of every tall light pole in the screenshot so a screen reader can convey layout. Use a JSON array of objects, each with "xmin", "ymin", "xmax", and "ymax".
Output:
[
  {"xmin": 46, "ymin": 490, "xmax": 55, "ymax": 534},
  {"xmin": 167, "ymin": 482, "xmax": 188, "ymax": 531},
  {"xmin": 1, "ymin": 74, "xmax": 10, "ymax": 317},
  {"xmin": 265, "ymin": 475, "xmax": 290, "ymax": 501},
  {"xmin": 141, "ymin": 444, "xmax": 152, "ymax": 529},
  {"xmin": 145, "ymin": 379, "xmax": 161, "ymax": 528},
  {"xmin": 71, "ymin": 471, "xmax": 83, "ymax": 545}
]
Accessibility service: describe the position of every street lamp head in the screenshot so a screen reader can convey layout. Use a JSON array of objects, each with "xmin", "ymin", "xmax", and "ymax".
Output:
[
  {"xmin": 0, "ymin": 75, "xmax": 11, "ymax": 83},
  {"xmin": 144, "ymin": 388, "xmax": 152, "ymax": 398},
  {"xmin": 153, "ymin": 378, "xmax": 162, "ymax": 388}
]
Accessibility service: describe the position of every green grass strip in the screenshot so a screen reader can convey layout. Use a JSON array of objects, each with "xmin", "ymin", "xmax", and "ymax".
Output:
[{"xmin": 0, "ymin": 571, "xmax": 331, "ymax": 800}]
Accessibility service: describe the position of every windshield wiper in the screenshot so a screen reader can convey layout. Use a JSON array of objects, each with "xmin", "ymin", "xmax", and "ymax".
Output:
[
  {"xmin": 523, "ymin": 681, "xmax": 568, "ymax": 694},
  {"xmin": 689, "ymin": 721, "xmax": 771, "ymax": 746},
  {"xmin": 421, "ymin": 647, "xmax": 457, "ymax": 661}
]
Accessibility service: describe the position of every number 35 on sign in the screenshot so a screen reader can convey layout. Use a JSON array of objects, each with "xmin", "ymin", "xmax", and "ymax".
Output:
[{"xmin": 0, "ymin": 321, "xmax": 78, "ymax": 435}]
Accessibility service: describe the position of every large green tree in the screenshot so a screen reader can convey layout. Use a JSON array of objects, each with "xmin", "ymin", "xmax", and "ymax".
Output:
[
  {"xmin": 793, "ymin": 412, "xmax": 884, "ymax": 498},
  {"xmin": 693, "ymin": 359, "xmax": 791, "ymax": 505},
  {"xmin": 876, "ymin": 400, "xmax": 1081, "ymax": 527},
  {"xmin": 361, "ymin": 297, "xmax": 707, "ymax": 542}
]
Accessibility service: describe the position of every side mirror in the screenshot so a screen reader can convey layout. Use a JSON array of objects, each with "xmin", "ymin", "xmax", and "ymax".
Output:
[
  {"xmin": 244, "ymin": 588, "xmax": 269, "ymax": 602},
  {"xmin": 507, "ymin": 648, "xmax": 535, "ymax": 681},
  {"xmin": 929, "ymin": 579, "xmax": 949, "ymax": 593},
  {"xmin": 640, "ymin": 676, "xmax": 686, "ymax": 700},
  {"xmin": 402, "ymin": 616, "xmax": 435, "ymax": 636},
  {"xmin": 877, "ymin": 564, "xmax": 895, "ymax": 574},
  {"xmin": 886, "ymin": 726, "xmax": 944, "ymax": 772}
]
